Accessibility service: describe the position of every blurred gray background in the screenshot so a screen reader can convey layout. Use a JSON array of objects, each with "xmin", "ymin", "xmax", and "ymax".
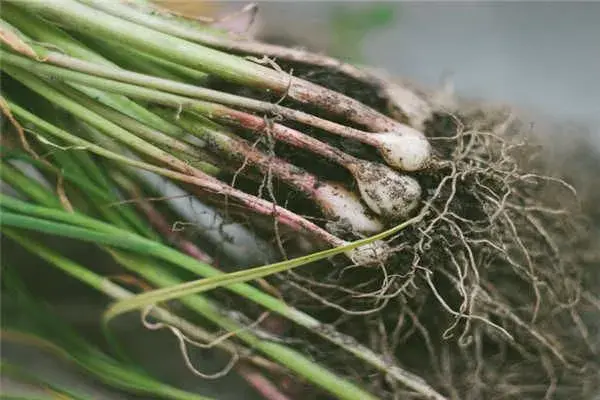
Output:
[{"xmin": 258, "ymin": 2, "xmax": 600, "ymax": 143}]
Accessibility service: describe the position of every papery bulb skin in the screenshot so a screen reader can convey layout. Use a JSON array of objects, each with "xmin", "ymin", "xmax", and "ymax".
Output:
[
  {"xmin": 353, "ymin": 162, "xmax": 422, "ymax": 219},
  {"xmin": 345, "ymin": 240, "xmax": 390, "ymax": 266},
  {"xmin": 313, "ymin": 182, "xmax": 384, "ymax": 235},
  {"xmin": 384, "ymin": 82, "xmax": 433, "ymax": 131},
  {"xmin": 376, "ymin": 126, "xmax": 432, "ymax": 171}
]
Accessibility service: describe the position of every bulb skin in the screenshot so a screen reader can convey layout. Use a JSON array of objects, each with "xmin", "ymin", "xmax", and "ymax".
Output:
[
  {"xmin": 313, "ymin": 183, "xmax": 384, "ymax": 235},
  {"xmin": 353, "ymin": 162, "xmax": 422, "ymax": 219},
  {"xmin": 345, "ymin": 240, "xmax": 390, "ymax": 266},
  {"xmin": 376, "ymin": 127, "xmax": 432, "ymax": 171}
]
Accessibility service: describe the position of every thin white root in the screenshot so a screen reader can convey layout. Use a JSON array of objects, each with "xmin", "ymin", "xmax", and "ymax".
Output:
[{"xmin": 141, "ymin": 306, "xmax": 240, "ymax": 379}]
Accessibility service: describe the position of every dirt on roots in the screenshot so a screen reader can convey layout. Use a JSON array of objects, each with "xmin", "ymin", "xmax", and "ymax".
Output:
[{"xmin": 207, "ymin": 62, "xmax": 600, "ymax": 399}]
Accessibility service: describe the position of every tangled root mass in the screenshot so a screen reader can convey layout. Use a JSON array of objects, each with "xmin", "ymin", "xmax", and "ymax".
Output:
[{"xmin": 209, "ymin": 60, "xmax": 600, "ymax": 399}]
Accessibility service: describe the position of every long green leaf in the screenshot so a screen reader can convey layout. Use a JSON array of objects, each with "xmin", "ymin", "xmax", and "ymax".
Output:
[
  {"xmin": 103, "ymin": 213, "xmax": 423, "ymax": 322},
  {"xmin": 0, "ymin": 195, "xmax": 438, "ymax": 397}
]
